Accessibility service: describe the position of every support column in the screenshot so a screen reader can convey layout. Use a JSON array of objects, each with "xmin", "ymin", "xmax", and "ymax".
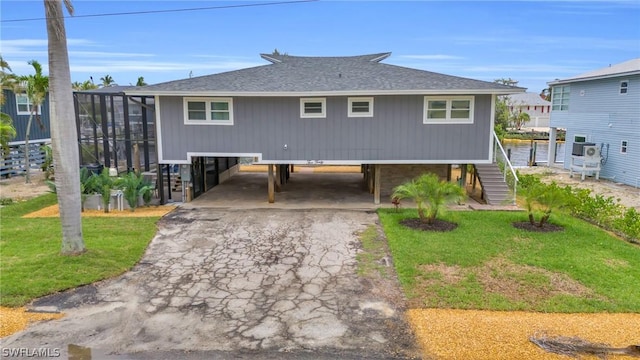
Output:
[
  {"xmin": 374, "ymin": 164, "xmax": 381, "ymax": 205},
  {"xmin": 275, "ymin": 164, "xmax": 282, "ymax": 192},
  {"xmin": 460, "ymin": 164, "xmax": 467, "ymax": 187},
  {"xmin": 548, "ymin": 127, "xmax": 558, "ymax": 166},
  {"xmin": 268, "ymin": 164, "xmax": 275, "ymax": 203}
]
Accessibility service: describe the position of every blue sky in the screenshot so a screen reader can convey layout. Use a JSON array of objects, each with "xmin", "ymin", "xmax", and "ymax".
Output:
[{"xmin": 1, "ymin": 0, "xmax": 639, "ymax": 93}]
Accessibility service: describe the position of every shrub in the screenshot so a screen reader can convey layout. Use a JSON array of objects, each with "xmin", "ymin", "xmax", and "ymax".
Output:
[{"xmin": 392, "ymin": 173, "xmax": 466, "ymax": 224}]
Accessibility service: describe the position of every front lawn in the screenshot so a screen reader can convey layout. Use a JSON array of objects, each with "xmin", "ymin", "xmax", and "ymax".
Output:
[
  {"xmin": 379, "ymin": 209, "xmax": 640, "ymax": 313},
  {"xmin": 0, "ymin": 194, "xmax": 160, "ymax": 307}
]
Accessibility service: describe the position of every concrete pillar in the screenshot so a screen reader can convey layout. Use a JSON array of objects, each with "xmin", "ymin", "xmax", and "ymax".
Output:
[
  {"xmin": 268, "ymin": 164, "xmax": 275, "ymax": 203},
  {"xmin": 548, "ymin": 127, "xmax": 558, "ymax": 166}
]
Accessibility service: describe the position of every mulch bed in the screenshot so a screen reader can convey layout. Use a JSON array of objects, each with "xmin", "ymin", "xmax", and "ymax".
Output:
[
  {"xmin": 400, "ymin": 218, "xmax": 458, "ymax": 232},
  {"xmin": 512, "ymin": 221, "xmax": 564, "ymax": 232}
]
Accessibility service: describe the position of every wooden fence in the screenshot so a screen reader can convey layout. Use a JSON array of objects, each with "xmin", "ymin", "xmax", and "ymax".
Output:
[{"xmin": 1, "ymin": 143, "xmax": 48, "ymax": 178}]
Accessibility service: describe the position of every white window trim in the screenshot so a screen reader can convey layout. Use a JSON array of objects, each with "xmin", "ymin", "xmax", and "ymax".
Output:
[
  {"xmin": 15, "ymin": 93, "xmax": 41, "ymax": 116},
  {"xmin": 423, "ymin": 96, "xmax": 474, "ymax": 124},
  {"xmin": 300, "ymin": 98, "xmax": 326, "ymax": 118},
  {"xmin": 574, "ymin": 134, "xmax": 587, "ymax": 143},
  {"xmin": 183, "ymin": 97, "xmax": 233, "ymax": 125},
  {"xmin": 621, "ymin": 140, "xmax": 628, "ymax": 154},
  {"xmin": 348, "ymin": 97, "xmax": 374, "ymax": 117},
  {"xmin": 620, "ymin": 80, "xmax": 628, "ymax": 95}
]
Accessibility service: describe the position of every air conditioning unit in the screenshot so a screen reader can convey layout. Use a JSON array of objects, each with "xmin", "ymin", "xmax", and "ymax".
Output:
[
  {"xmin": 572, "ymin": 142, "xmax": 596, "ymax": 156},
  {"xmin": 583, "ymin": 145, "xmax": 600, "ymax": 161}
]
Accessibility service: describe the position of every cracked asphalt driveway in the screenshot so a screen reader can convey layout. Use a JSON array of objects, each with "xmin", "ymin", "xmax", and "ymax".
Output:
[{"xmin": 2, "ymin": 208, "xmax": 418, "ymax": 359}]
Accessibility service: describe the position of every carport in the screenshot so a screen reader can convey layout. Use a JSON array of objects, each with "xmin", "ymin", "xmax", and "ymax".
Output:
[{"xmin": 189, "ymin": 168, "xmax": 378, "ymax": 209}]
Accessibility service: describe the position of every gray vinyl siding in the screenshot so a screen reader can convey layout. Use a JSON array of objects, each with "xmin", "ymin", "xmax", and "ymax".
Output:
[
  {"xmin": 550, "ymin": 75, "xmax": 640, "ymax": 186},
  {"xmin": 158, "ymin": 94, "xmax": 493, "ymax": 163},
  {"xmin": 1, "ymin": 89, "xmax": 51, "ymax": 143}
]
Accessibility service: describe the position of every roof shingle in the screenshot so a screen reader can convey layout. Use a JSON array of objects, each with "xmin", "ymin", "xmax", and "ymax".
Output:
[{"xmin": 129, "ymin": 53, "xmax": 524, "ymax": 95}]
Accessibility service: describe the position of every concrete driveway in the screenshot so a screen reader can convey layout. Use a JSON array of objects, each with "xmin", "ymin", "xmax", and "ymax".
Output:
[{"xmin": 2, "ymin": 207, "xmax": 418, "ymax": 359}]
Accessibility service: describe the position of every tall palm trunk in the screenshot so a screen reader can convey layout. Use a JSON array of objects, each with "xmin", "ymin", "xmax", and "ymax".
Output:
[
  {"xmin": 45, "ymin": 0, "xmax": 85, "ymax": 255},
  {"xmin": 23, "ymin": 112, "xmax": 35, "ymax": 183}
]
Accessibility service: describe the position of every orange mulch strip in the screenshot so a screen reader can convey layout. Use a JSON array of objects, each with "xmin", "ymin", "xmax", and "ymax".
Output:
[
  {"xmin": 407, "ymin": 308, "xmax": 640, "ymax": 360},
  {"xmin": 0, "ymin": 307, "xmax": 64, "ymax": 338},
  {"xmin": 23, "ymin": 205, "xmax": 176, "ymax": 218}
]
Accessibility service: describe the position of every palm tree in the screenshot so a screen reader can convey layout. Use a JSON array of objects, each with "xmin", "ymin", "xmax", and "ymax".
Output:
[
  {"xmin": 100, "ymin": 74, "xmax": 114, "ymax": 87},
  {"xmin": 0, "ymin": 55, "xmax": 18, "ymax": 150},
  {"xmin": 135, "ymin": 76, "xmax": 147, "ymax": 86},
  {"xmin": 392, "ymin": 173, "xmax": 466, "ymax": 224},
  {"xmin": 45, "ymin": 0, "xmax": 86, "ymax": 255},
  {"xmin": 18, "ymin": 60, "xmax": 49, "ymax": 183},
  {"xmin": 521, "ymin": 182, "xmax": 569, "ymax": 228},
  {"xmin": 72, "ymin": 79, "xmax": 98, "ymax": 91}
]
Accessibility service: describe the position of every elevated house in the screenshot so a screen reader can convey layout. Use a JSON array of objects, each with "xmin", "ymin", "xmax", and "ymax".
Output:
[
  {"xmin": 506, "ymin": 92, "xmax": 551, "ymax": 130},
  {"xmin": 1, "ymin": 88, "xmax": 51, "ymax": 145},
  {"xmin": 126, "ymin": 53, "xmax": 524, "ymax": 204},
  {"xmin": 1, "ymin": 89, "xmax": 51, "ymax": 176},
  {"xmin": 547, "ymin": 59, "xmax": 640, "ymax": 187}
]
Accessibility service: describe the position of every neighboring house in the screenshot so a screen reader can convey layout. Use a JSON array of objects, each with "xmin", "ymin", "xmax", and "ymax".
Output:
[
  {"xmin": 126, "ymin": 53, "xmax": 524, "ymax": 203},
  {"xmin": 506, "ymin": 92, "xmax": 551, "ymax": 129},
  {"xmin": 547, "ymin": 58, "xmax": 640, "ymax": 187},
  {"xmin": 1, "ymin": 89, "xmax": 51, "ymax": 144}
]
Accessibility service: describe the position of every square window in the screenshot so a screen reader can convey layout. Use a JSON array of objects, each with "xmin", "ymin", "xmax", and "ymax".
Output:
[
  {"xmin": 184, "ymin": 97, "xmax": 233, "ymax": 125},
  {"xmin": 348, "ymin": 97, "xmax": 374, "ymax": 117},
  {"xmin": 300, "ymin": 98, "xmax": 326, "ymax": 118},
  {"xmin": 424, "ymin": 96, "xmax": 474, "ymax": 124},
  {"xmin": 15, "ymin": 93, "xmax": 39, "ymax": 115},
  {"xmin": 187, "ymin": 101, "xmax": 206, "ymax": 120}
]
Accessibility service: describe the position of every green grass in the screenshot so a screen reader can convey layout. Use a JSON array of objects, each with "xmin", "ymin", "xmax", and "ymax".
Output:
[
  {"xmin": 378, "ymin": 208, "xmax": 640, "ymax": 313},
  {"xmin": 0, "ymin": 194, "xmax": 160, "ymax": 307},
  {"xmin": 356, "ymin": 225, "xmax": 389, "ymax": 278}
]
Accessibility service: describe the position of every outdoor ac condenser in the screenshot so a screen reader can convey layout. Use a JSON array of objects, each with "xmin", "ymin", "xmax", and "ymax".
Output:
[{"xmin": 583, "ymin": 146, "xmax": 600, "ymax": 161}]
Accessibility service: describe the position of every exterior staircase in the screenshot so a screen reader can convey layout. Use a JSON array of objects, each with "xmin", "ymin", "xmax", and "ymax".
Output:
[{"xmin": 474, "ymin": 163, "xmax": 511, "ymax": 205}]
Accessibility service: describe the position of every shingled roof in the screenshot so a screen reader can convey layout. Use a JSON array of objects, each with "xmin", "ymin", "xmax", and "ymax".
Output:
[
  {"xmin": 549, "ymin": 58, "xmax": 640, "ymax": 85},
  {"xmin": 127, "ymin": 52, "xmax": 524, "ymax": 96}
]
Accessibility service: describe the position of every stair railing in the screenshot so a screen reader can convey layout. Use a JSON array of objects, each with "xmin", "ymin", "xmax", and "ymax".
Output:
[{"xmin": 493, "ymin": 131, "xmax": 519, "ymax": 205}]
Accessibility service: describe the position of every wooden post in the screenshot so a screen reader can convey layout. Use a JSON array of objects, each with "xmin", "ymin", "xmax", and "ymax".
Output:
[
  {"xmin": 268, "ymin": 164, "xmax": 275, "ymax": 203},
  {"xmin": 368, "ymin": 165, "xmax": 374, "ymax": 194},
  {"xmin": 460, "ymin": 164, "xmax": 467, "ymax": 187},
  {"xmin": 374, "ymin": 164, "xmax": 381, "ymax": 205},
  {"xmin": 275, "ymin": 164, "xmax": 282, "ymax": 192}
]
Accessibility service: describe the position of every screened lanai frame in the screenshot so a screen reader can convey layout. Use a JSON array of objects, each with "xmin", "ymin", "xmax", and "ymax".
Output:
[{"xmin": 73, "ymin": 88, "xmax": 156, "ymax": 173}]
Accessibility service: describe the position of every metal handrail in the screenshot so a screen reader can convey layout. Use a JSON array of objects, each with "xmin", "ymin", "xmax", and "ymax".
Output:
[{"xmin": 493, "ymin": 131, "xmax": 519, "ymax": 204}]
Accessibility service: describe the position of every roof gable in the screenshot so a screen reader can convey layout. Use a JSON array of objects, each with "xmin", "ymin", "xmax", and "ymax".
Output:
[{"xmin": 129, "ymin": 52, "xmax": 524, "ymax": 96}]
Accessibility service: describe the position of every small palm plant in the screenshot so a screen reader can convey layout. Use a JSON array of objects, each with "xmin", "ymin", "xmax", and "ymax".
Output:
[
  {"xmin": 392, "ymin": 173, "xmax": 466, "ymax": 224},
  {"xmin": 116, "ymin": 172, "xmax": 154, "ymax": 211},
  {"xmin": 521, "ymin": 181, "xmax": 570, "ymax": 228},
  {"xmin": 92, "ymin": 169, "xmax": 115, "ymax": 213}
]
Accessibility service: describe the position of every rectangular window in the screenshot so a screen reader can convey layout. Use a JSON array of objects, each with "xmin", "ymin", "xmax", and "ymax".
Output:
[
  {"xmin": 348, "ymin": 97, "xmax": 373, "ymax": 117},
  {"xmin": 16, "ymin": 93, "xmax": 40, "ymax": 115},
  {"xmin": 300, "ymin": 98, "xmax": 326, "ymax": 118},
  {"xmin": 423, "ymin": 96, "xmax": 474, "ymax": 124},
  {"xmin": 621, "ymin": 140, "xmax": 628, "ymax": 154},
  {"xmin": 574, "ymin": 135, "xmax": 587, "ymax": 143},
  {"xmin": 620, "ymin": 80, "xmax": 628, "ymax": 95},
  {"xmin": 184, "ymin": 97, "xmax": 233, "ymax": 125},
  {"xmin": 551, "ymin": 85, "xmax": 570, "ymax": 111}
]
